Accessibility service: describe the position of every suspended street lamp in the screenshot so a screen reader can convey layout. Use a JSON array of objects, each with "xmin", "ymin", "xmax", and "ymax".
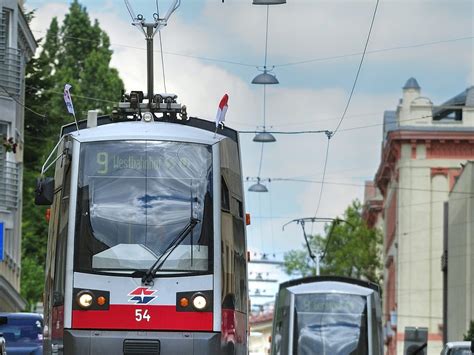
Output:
[
  {"xmin": 251, "ymin": 4, "xmax": 280, "ymax": 85},
  {"xmin": 252, "ymin": 68, "xmax": 279, "ymax": 85},
  {"xmin": 248, "ymin": 180, "xmax": 268, "ymax": 192},
  {"xmin": 253, "ymin": 131, "xmax": 276, "ymax": 143},
  {"xmin": 248, "ymin": 177, "xmax": 269, "ymax": 192}
]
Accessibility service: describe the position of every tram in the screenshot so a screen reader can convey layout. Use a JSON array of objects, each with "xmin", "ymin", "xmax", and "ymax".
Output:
[
  {"xmin": 35, "ymin": 92, "xmax": 248, "ymax": 354},
  {"xmin": 270, "ymin": 276, "xmax": 383, "ymax": 355}
]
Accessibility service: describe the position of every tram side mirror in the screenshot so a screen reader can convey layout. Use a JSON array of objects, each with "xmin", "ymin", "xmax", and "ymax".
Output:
[{"xmin": 35, "ymin": 177, "xmax": 54, "ymax": 205}]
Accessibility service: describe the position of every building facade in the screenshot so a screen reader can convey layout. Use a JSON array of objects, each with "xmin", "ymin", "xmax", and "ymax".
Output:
[
  {"xmin": 371, "ymin": 78, "xmax": 474, "ymax": 354},
  {"xmin": 0, "ymin": 0, "xmax": 36, "ymax": 311},
  {"xmin": 249, "ymin": 302, "xmax": 273, "ymax": 355},
  {"xmin": 445, "ymin": 161, "xmax": 474, "ymax": 341}
]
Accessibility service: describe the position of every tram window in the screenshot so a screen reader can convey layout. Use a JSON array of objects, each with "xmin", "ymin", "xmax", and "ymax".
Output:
[
  {"xmin": 74, "ymin": 141, "xmax": 213, "ymax": 274},
  {"xmin": 295, "ymin": 293, "xmax": 368, "ymax": 355}
]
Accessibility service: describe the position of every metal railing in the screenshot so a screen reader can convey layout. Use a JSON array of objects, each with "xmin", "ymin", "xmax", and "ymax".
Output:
[
  {"xmin": 0, "ymin": 10, "xmax": 22, "ymax": 97},
  {"xmin": 0, "ymin": 157, "xmax": 19, "ymax": 210},
  {"xmin": 0, "ymin": 47, "xmax": 21, "ymax": 97}
]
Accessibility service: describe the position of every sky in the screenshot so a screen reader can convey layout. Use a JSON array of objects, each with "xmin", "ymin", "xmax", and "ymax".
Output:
[{"xmin": 25, "ymin": 0, "xmax": 474, "ymax": 303}]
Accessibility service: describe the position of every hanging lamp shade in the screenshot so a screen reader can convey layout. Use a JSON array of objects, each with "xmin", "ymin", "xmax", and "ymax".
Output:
[
  {"xmin": 253, "ymin": 131, "xmax": 276, "ymax": 143},
  {"xmin": 253, "ymin": 0, "xmax": 286, "ymax": 4},
  {"xmin": 252, "ymin": 71, "xmax": 279, "ymax": 84},
  {"xmin": 248, "ymin": 181, "xmax": 268, "ymax": 192}
]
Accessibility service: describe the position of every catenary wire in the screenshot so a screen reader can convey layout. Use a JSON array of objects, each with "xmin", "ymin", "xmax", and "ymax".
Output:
[
  {"xmin": 30, "ymin": 29, "xmax": 473, "ymax": 69},
  {"xmin": 274, "ymin": 35, "xmax": 474, "ymax": 68}
]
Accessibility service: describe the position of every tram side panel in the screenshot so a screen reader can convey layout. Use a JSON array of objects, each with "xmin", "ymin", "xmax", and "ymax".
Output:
[
  {"xmin": 43, "ymin": 137, "xmax": 71, "ymax": 353},
  {"xmin": 220, "ymin": 137, "xmax": 248, "ymax": 355}
]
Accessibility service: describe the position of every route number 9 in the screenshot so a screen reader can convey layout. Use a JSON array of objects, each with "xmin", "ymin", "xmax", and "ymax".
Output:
[
  {"xmin": 97, "ymin": 152, "xmax": 108, "ymax": 174},
  {"xmin": 135, "ymin": 309, "xmax": 151, "ymax": 322}
]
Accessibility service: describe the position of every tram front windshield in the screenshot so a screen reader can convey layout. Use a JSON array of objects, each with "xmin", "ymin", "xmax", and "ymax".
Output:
[
  {"xmin": 75, "ymin": 140, "xmax": 213, "ymax": 274},
  {"xmin": 295, "ymin": 293, "xmax": 368, "ymax": 355}
]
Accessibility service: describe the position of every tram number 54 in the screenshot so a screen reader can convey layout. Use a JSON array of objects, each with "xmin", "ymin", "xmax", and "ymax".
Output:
[{"xmin": 135, "ymin": 309, "xmax": 151, "ymax": 322}]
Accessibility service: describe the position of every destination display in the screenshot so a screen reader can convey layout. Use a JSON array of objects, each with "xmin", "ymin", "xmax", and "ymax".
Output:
[
  {"xmin": 81, "ymin": 141, "xmax": 211, "ymax": 178},
  {"xmin": 93, "ymin": 151, "xmax": 191, "ymax": 175},
  {"xmin": 295, "ymin": 293, "xmax": 366, "ymax": 314}
]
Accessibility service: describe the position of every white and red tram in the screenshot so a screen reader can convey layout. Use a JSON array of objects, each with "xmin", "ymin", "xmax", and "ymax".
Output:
[{"xmin": 36, "ymin": 96, "xmax": 248, "ymax": 354}]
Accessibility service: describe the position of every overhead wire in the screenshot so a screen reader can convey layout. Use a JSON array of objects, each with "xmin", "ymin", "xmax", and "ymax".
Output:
[
  {"xmin": 25, "ymin": 84, "xmax": 117, "ymax": 104},
  {"xmin": 156, "ymin": 0, "xmax": 167, "ymax": 93},
  {"xmin": 312, "ymin": 135, "xmax": 331, "ymax": 222},
  {"xmin": 0, "ymin": 83, "xmax": 47, "ymax": 118},
  {"xmin": 30, "ymin": 29, "xmax": 257, "ymax": 68},
  {"xmin": 257, "ymin": 143, "xmax": 264, "ymax": 177},
  {"xmin": 306, "ymin": 0, "xmax": 379, "ymax": 237},
  {"xmin": 30, "ymin": 29, "xmax": 473, "ymax": 69},
  {"xmin": 332, "ymin": 0, "xmax": 380, "ymax": 136},
  {"xmin": 254, "ymin": 5, "xmax": 271, "ymax": 183},
  {"xmin": 273, "ymin": 35, "xmax": 474, "ymax": 68}
]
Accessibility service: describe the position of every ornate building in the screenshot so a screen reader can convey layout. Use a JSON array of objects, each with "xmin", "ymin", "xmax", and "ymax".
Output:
[
  {"xmin": 369, "ymin": 78, "xmax": 474, "ymax": 354},
  {"xmin": 0, "ymin": 0, "xmax": 36, "ymax": 311}
]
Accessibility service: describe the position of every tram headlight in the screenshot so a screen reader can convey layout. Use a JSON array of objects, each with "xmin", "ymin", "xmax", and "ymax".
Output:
[
  {"xmin": 192, "ymin": 294, "xmax": 207, "ymax": 311},
  {"xmin": 77, "ymin": 291, "xmax": 94, "ymax": 309}
]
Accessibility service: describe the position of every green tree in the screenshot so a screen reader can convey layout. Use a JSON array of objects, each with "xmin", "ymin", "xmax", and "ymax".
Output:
[
  {"xmin": 21, "ymin": 0, "xmax": 124, "ymax": 309},
  {"xmin": 283, "ymin": 200, "xmax": 382, "ymax": 283},
  {"xmin": 463, "ymin": 320, "xmax": 474, "ymax": 341}
]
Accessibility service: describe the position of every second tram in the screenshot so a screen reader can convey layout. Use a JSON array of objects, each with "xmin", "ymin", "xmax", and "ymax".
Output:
[
  {"xmin": 36, "ymin": 97, "xmax": 248, "ymax": 354},
  {"xmin": 271, "ymin": 276, "xmax": 383, "ymax": 355}
]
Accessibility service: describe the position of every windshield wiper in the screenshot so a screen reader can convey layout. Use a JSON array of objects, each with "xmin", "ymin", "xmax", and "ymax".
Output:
[{"xmin": 141, "ymin": 217, "xmax": 199, "ymax": 285}]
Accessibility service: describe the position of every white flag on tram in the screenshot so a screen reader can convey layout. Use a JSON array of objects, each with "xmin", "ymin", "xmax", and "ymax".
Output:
[
  {"xmin": 215, "ymin": 94, "xmax": 229, "ymax": 128},
  {"xmin": 64, "ymin": 84, "xmax": 75, "ymax": 116}
]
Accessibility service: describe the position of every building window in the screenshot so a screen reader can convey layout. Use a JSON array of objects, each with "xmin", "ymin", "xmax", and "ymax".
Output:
[
  {"xmin": 6, "ymin": 229, "xmax": 13, "ymax": 259},
  {"xmin": 1, "ymin": 8, "xmax": 14, "ymax": 48}
]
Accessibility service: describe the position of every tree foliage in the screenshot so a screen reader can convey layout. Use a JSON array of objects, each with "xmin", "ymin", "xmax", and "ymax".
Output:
[
  {"xmin": 283, "ymin": 200, "xmax": 382, "ymax": 284},
  {"xmin": 21, "ymin": 0, "xmax": 124, "ymax": 308},
  {"xmin": 463, "ymin": 320, "xmax": 474, "ymax": 341}
]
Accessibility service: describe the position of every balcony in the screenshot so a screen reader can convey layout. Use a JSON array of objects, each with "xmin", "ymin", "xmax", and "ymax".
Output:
[{"xmin": 0, "ymin": 158, "xmax": 19, "ymax": 210}]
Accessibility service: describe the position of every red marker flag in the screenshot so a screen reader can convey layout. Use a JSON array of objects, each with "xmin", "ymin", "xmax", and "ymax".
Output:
[{"xmin": 215, "ymin": 94, "xmax": 229, "ymax": 128}]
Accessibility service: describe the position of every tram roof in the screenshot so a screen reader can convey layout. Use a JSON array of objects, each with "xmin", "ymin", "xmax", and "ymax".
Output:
[
  {"xmin": 279, "ymin": 276, "xmax": 380, "ymax": 294},
  {"xmin": 61, "ymin": 115, "xmax": 239, "ymax": 143}
]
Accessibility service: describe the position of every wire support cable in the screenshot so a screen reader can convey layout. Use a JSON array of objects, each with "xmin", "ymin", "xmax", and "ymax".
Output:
[
  {"xmin": 332, "ymin": 0, "xmax": 380, "ymax": 136},
  {"xmin": 257, "ymin": 143, "xmax": 265, "ymax": 177},
  {"xmin": 264, "ymin": 5, "xmax": 270, "ymax": 68},
  {"xmin": 239, "ymin": 129, "xmax": 331, "ymax": 135},
  {"xmin": 313, "ymin": 133, "xmax": 332, "ymax": 219}
]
